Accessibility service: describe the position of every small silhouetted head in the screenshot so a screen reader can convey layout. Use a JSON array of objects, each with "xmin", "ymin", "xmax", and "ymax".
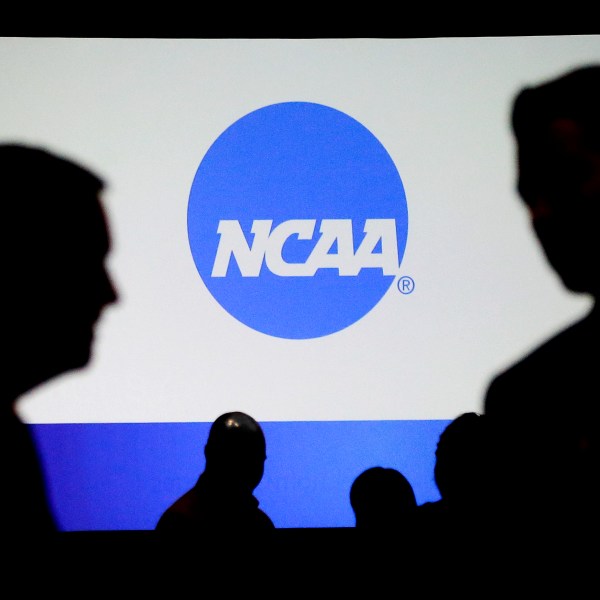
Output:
[
  {"xmin": 350, "ymin": 466, "xmax": 417, "ymax": 530},
  {"xmin": 204, "ymin": 411, "xmax": 267, "ymax": 493}
]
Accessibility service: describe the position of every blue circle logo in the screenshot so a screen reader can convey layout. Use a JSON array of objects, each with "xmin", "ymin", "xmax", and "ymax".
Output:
[{"xmin": 187, "ymin": 102, "xmax": 408, "ymax": 339}]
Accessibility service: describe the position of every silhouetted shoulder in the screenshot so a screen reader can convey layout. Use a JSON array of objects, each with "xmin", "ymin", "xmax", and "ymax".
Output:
[{"xmin": 484, "ymin": 308, "xmax": 599, "ymax": 417}]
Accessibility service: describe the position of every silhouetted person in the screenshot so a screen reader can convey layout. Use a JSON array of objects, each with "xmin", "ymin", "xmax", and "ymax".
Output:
[
  {"xmin": 155, "ymin": 411, "xmax": 275, "ymax": 535},
  {"xmin": 418, "ymin": 412, "xmax": 491, "ymax": 529},
  {"xmin": 483, "ymin": 65, "xmax": 600, "ymax": 541},
  {"xmin": 1, "ymin": 143, "xmax": 117, "ymax": 542},
  {"xmin": 350, "ymin": 466, "xmax": 417, "ymax": 532}
]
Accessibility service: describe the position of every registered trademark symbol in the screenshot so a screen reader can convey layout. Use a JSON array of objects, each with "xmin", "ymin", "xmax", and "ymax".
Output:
[{"xmin": 397, "ymin": 276, "xmax": 415, "ymax": 294}]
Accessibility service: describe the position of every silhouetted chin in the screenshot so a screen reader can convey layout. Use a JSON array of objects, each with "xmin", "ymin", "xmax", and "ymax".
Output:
[
  {"xmin": 545, "ymin": 253, "xmax": 596, "ymax": 295},
  {"xmin": 559, "ymin": 275, "xmax": 597, "ymax": 296},
  {"xmin": 58, "ymin": 355, "xmax": 91, "ymax": 378},
  {"xmin": 62, "ymin": 335, "xmax": 94, "ymax": 372},
  {"xmin": 535, "ymin": 221, "xmax": 597, "ymax": 296}
]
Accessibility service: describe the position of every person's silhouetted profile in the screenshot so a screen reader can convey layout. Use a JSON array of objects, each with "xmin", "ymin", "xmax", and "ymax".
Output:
[
  {"xmin": 483, "ymin": 65, "xmax": 600, "ymax": 541},
  {"xmin": 350, "ymin": 466, "xmax": 417, "ymax": 532},
  {"xmin": 156, "ymin": 411, "xmax": 275, "ymax": 535},
  {"xmin": 418, "ymin": 412, "xmax": 490, "ymax": 528},
  {"xmin": 1, "ymin": 143, "xmax": 117, "ymax": 542}
]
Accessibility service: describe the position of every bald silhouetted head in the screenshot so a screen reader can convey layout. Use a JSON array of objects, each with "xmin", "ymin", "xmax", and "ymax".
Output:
[{"xmin": 204, "ymin": 411, "xmax": 267, "ymax": 493}]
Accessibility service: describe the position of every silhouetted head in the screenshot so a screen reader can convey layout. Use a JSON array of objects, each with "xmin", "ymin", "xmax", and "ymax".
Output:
[
  {"xmin": 511, "ymin": 64, "xmax": 600, "ymax": 297},
  {"xmin": 2, "ymin": 143, "xmax": 118, "ymax": 401},
  {"xmin": 350, "ymin": 466, "xmax": 417, "ymax": 530},
  {"xmin": 204, "ymin": 411, "xmax": 267, "ymax": 493},
  {"xmin": 434, "ymin": 412, "xmax": 489, "ymax": 507}
]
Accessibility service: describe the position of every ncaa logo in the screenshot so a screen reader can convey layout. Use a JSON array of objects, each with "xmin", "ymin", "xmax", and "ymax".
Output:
[{"xmin": 187, "ymin": 101, "xmax": 408, "ymax": 339}]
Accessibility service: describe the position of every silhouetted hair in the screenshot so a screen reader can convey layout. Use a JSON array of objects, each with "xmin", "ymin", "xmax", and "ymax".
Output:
[
  {"xmin": 2, "ymin": 143, "xmax": 103, "ymax": 207},
  {"xmin": 2, "ymin": 143, "xmax": 105, "ymax": 264},
  {"xmin": 512, "ymin": 64, "xmax": 600, "ymax": 147}
]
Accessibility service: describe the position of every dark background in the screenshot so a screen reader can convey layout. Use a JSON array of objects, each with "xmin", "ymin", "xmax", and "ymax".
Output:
[{"xmin": 2, "ymin": 9, "xmax": 597, "ymax": 39}]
